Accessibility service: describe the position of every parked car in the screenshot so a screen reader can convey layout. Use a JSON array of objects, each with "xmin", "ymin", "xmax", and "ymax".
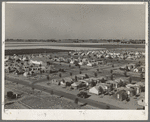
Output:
[{"xmin": 77, "ymin": 91, "xmax": 88, "ymax": 98}]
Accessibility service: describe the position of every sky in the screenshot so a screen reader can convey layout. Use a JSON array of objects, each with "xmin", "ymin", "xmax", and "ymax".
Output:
[{"xmin": 5, "ymin": 3, "xmax": 146, "ymax": 40}]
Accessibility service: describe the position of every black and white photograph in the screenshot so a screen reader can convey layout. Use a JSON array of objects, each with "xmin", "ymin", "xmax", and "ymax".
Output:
[{"xmin": 2, "ymin": 2, "xmax": 148, "ymax": 120}]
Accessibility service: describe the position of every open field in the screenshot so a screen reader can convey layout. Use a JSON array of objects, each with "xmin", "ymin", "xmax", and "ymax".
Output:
[
  {"xmin": 5, "ymin": 42, "xmax": 145, "ymax": 55},
  {"xmin": 6, "ymin": 42, "xmax": 145, "ymax": 48}
]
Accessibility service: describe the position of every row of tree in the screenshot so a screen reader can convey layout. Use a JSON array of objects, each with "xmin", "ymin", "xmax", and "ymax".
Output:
[{"xmin": 5, "ymin": 39, "xmax": 145, "ymax": 44}]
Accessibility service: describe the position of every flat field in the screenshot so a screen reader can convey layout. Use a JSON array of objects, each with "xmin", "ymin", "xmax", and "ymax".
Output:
[
  {"xmin": 5, "ymin": 42, "xmax": 145, "ymax": 49},
  {"xmin": 5, "ymin": 42, "xmax": 145, "ymax": 55}
]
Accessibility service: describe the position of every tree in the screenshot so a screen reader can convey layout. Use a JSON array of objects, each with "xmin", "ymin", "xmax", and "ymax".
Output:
[
  {"xmin": 101, "ymin": 78, "xmax": 105, "ymax": 83},
  {"xmin": 94, "ymin": 72, "xmax": 97, "ymax": 77},
  {"xmin": 40, "ymin": 69, "xmax": 42, "ymax": 74},
  {"xmin": 74, "ymin": 61, "xmax": 78, "ymax": 66},
  {"xmin": 68, "ymin": 52, "xmax": 70, "ymax": 56},
  {"xmin": 75, "ymin": 76, "xmax": 78, "ymax": 82},
  {"xmin": 129, "ymin": 77, "xmax": 132, "ymax": 83},
  {"xmin": 74, "ymin": 98, "xmax": 78, "ymax": 104},
  {"xmin": 110, "ymin": 84, "xmax": 113, "ymax": 91},
  {"xmin": 126, "ymin": 66, "xmax": 129, "ymax": 71},
  {"xmin": 122, "ymin": 82, "xmax": 127, "ymax": 87},
  {"xmin": 70, "ymin": 72, "xmax": 72, "ymax": 76},
  {"xmin": 97, "ymin": 69, "xmax": 99, "ymax": 72},
  {"xmin": 112, "ymin": 64, "xmax": 114, "ymax": 67},
  {"xmin": 110, "ymin": 74, "xmax": 113, "ymax": 80},
  {"xmin": 32, "ymin": 87, "xmax": 34, "ymax": 91},
  {"xmin": 39, "ymin": 63, "xmax": 42, "ymax": 69},
  {"xmin": 99, "ymin": 87, "xmax": 104, "ymax": 94},
  {"xmin": 124, "ymin": 71, "xmax": 127, "ymax": 77},
  {"xmin": 50, "ymin": 90, "xmax": 54, "ymax": 95},
  {"xmin": 66, "ymin": 82, "xmax": 71, "ymax": 87},
  {"xmin": 139, "ymin": 61, "xmax": 141, "ymax": 65},
  {"xmin": 91, "ymin": 80, "xmax": 96, "ymax": 87},
  {"xmin": 85, "ymin": 74, "xmax": 89, "ymax": 78},
  {"xmin": 106, "ymin": 105, "xmax": 110, "ymax": 109},
  {"xmin": 58, "ymin": 82, "xmax": 61, "ymax": 86},
  {"xmin": 126, "ymin": 97, "xmax": 130, "ymax": 102},
  {"xmin": 119, "ymin": 81, "xmax": 123, "ymax": 87},
  {"xmin": 59, "ymin": 73, "xmax": 62, "ymax": 78},
  {"xmin": 140, "ymin": 73, "xmax": 143, "ymax": 79},
  {"xmin": 80, "ymin": 71, "xmax": 82, "ymax": 74},
  {"xmin": 47, "ymin": 75, "xmax": 49, "ymax": 80},
  {"xmin": 110, "ymin": 70, "xmax": 113, "ymax": 74}
]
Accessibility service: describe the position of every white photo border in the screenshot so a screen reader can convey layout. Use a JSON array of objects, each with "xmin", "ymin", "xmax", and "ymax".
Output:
[{"xmin": 2, "ymin": 1, "xmax": 148, "ymax": 120}]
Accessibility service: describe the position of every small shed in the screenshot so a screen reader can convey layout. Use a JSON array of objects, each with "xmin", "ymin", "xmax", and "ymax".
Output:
[
  {"xmin": 106, "ymin": 80, "xmax": 118, "ymax": 89},
  {"xmin": 97, "ymin": 83, "xmax": 110, "ymax": 93},
  {"xmin": 51, "ymin": 79, "xmax": 62, "ymax": 85},
  {"xmin": 63, "ymin": 77, "xmax": 73, "ymax": 83},
  {"xmin": 114, "ymin": 90, "xmax": 128, "ymax": 101},
  {"xmin": 71, "ymin": 82, "xmax": 81, "ymax": 89},
  {"xmin": 23, "ymin": 72, "xmax": 29, "ymax": 77},
  {"xmin": 97, "ymin": 76, "xmax": 107, "ymax": 82}
]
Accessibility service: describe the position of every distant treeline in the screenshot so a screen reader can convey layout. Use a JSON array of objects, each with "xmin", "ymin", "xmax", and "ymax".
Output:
[
  {"xmin": 107, "ymin": 39, "xmax": 145, "ymax": 44},
  {"xmin": 5, "ymin": 39, "xmax": 145, "ymax": 44}
]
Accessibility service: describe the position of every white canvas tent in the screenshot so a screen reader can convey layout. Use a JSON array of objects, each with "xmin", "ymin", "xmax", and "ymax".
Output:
[
  {"xmin": 89, "ymin": 86, "xmax": 100, "ymax": 95},
  {"xmin": 30, "ymin": 60, "xmax": 43, "ymax": 65}
]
